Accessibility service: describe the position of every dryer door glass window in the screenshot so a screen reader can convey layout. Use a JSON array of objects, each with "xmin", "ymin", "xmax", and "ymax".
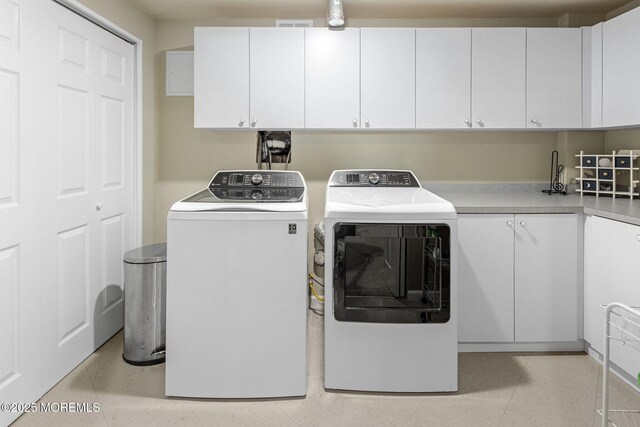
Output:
[{"xmin": 333, "ymin": 223, "xmax": 450, "ymax": 324}]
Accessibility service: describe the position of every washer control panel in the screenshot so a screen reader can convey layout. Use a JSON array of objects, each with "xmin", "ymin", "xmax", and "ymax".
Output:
[
  {"xmin": 208, "ymin": 171, "xmax": 305, "ymax": 201},
  {"xmin": 329, "ymin": 170, "xmax": 420, "ymax": 187}
]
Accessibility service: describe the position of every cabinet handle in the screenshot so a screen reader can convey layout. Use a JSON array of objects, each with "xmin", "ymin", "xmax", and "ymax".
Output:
[
  {"xmin": 251, "ymin": 118, "xmax": 257, "ymax": 127},
  {"xmin": 636, "ymin": 234, "xmax": 640, "ymax": 242},
  {"xmin": 364, "ymin": 119, "xmax": 370, "ymax": 128},
  {"xmin": 96, "ymin": 202, "xmax": 103, "ymax": 211},
  {"xmin": 520, "ymin": 220, "xmax": 526, "ymax": 228},
  {"xmin": 475, "ymin": 118, "xmax": 482, "ymax": 124},
  {"xmin": 531, "ymin": 118, "xmax": 538, "ymax": 124},
  {"xmin": 239, "ymin": 118, "xmax": 246, "ymax": 127},
  {"xmin": 464, "ymin": 118, "xmax": 471, "ymax": 127},
  {"xmin": 506, "ymin": 220, "xmax": 513, "ymax": 226},
  {"xmin": 352, "ymin": 119, "xmax": 358, "ymax": 127}
]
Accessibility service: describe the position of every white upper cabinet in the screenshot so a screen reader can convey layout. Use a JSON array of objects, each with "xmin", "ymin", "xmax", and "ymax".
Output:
[
  {"xmin": 305, "ymin": 28, "xmax": 360, "ymax": 129},
  {"xmin": 471, "ymin": 28, "xmax": 526, "ymax": 129},
  {"xmin": 416, "ymin": 28, "xmax": 471, "ymax": 129},
  {"xmin": 360, "ymin": 28, "xmax": 415, "ymax": 129},
  {"xmin": 194, "ymin": 27, "xmax": 303, "ymax": 129},
  {"xmin": 603, "ymin": 6, "xmax": 640, "ymax": 127},
  {"xmin": 249, "ymin": 28, "xmax": 305, "ymax": 129},
  {"xmin": 583, "ymin": 24, "xmax": 603, "ymax": 128},
  {"xmin": 526, "ymin": 28, "xmax": 582, "ymax": 129},
  {"xmin": 194, "ymin": 27, "xmax": 249, "ymax": 128}
]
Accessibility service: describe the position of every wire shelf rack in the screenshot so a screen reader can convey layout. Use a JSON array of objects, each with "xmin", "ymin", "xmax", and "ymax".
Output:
[{"xmin": 599, "ymin": 303, "xmax": 640, "ymax": 427}]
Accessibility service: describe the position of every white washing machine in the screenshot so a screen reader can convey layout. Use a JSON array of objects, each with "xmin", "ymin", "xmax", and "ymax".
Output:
[
  {"xmin": 165, "ymin": 170, "xmax": 308, "ymax": 398},
  {"xmin": 324, "ymin": 170, "xmax": 458, "ymax": 392}
]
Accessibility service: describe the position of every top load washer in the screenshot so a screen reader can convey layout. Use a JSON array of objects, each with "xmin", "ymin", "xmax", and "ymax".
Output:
[
  {"xmin": 166, "ymin": 170, "xmax": 308, "ymax": 398},
  {"xmin": 324, "ymin": 170, "xmax": 458, "ymax": 392}
]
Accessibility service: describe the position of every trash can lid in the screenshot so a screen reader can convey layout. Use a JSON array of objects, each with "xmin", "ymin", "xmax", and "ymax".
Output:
[{"xmin": 124, "ymin": 243, "xmax": 167, "ymax": 264}]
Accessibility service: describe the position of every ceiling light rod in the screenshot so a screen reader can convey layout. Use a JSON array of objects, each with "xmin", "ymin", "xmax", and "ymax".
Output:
[{"xmin": 327, "ymin": 0, "xmax": 345, "ymax": 27}]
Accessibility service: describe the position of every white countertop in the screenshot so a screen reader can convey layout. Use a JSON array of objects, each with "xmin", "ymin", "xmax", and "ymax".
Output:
[{"xmin": 428, "ymin": 186, "xmax": 640, "ymax": 226}]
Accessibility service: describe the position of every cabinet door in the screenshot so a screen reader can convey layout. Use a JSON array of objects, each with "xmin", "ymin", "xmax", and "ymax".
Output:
[
  {"xmin": 458, "ymin": 215, "xmax": 515, "ymax": 342},
  {"xmin": 584, "ymin": 215, "xmax": 640, "ymax": 378},
  {"xmin": 194, "ymin": 27, "xmax": 249, "ymax": 128},
  {"xmin": 471, "ymin": 28, "xmax": 525, "ymax": 129},
  {"xmin": 360, "ymin": 28, "xmax": 415, "ymax": 129},
  {"xmin": 583, "ymin": 24, "xmax": 603, "ymax": 128},
  {"xmin": 514, "ymin": 214, "xmax": 579, "ymax": 342},
  {"xmin": 526, "ymin": 28, "xmax": 582, "ymax": 129},
  {"xmin": 250, "ymin": 28, "xmax": 305, "ymax": 129},
  {"xmin": 416, "ymin": 28, "xmax": 471, "ymax": 129},
  {"xmin": 305, "ymin": 28, "xmax": 360, "ymax": 129},
  {"xmin": 603, "ymin": 6, "xmax": 640, "ymax": 127}
]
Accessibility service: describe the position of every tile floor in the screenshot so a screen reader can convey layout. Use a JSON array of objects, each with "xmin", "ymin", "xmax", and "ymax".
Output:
[{"xmin": 13, "ymin": 311, "xmax": 640, "ymax": 427}]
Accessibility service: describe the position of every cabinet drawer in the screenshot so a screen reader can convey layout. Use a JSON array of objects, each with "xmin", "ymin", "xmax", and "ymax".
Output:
[
  {"xmin": 583, "ymin": 180, "xmax": 597, "ymax": 191},
  {"xmin": 615, "ymin": 156, "xmax": 631, "ymax": 168},
  {"xmin": 582, "ymin": 156, "xmax": 597, "ymax": 167},
  {"xmin": 598, "ymin": 169, "xmax": 613, "ymax": 180}
]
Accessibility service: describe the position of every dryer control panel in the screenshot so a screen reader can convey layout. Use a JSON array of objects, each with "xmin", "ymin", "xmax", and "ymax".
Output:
[
  {"xmin": 207, "ymin": 171, "xmax": 305, "ymax": 202},
  {"xmin": 329, "ymin": 170, "xmax": 420, "ymax": 187}
]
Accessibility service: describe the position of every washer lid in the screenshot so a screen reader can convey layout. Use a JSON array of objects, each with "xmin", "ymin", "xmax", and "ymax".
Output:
[
  {"xmin": 170, "ymin": 170, "xmax": 308, "ymax": 213},
  {"xmin": 124, "ymin": 243, "xmax": 167, "ymax": 264},
  {"xmin": 206, "ymin": 170, "xmax": 306, "ymax": 203}
]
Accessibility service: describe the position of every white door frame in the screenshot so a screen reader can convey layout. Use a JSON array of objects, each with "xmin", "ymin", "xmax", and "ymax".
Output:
[{"xmin": 53, "ymin": 0, "xmax": 144, "ymax": 248}]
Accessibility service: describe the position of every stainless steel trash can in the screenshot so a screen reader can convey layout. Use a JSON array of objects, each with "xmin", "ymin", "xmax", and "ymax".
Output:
[{"xmin": 123, "ymin": 243, "xmax": 167, "ymax": 365}]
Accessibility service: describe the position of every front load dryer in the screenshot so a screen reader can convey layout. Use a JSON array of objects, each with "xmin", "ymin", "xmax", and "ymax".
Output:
[
  {"xmin": 166, "ymin": 170, "xmax": 308, "ymax": 398},
  {"xmin": 324, "ymin": 170, "xmax": 458, "ymax": 392}
]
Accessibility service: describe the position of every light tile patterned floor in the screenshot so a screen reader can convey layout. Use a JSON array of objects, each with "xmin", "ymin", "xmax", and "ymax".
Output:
[{"xmin": 12, "ymin": 311, "xmax": 640, "ymax": 427}]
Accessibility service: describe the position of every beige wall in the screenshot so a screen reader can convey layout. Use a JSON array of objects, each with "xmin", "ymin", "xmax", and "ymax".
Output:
[
  {"xmin": 76, "ymin": 0, "xmax": 157, "ymax": 245},
  {"xmin": 66, "ymin": 6, "xmax": 640, "ymax": 244},
  {"xmin": 153, "ymin": 17, "xmax": 621, "ymax": 242}
]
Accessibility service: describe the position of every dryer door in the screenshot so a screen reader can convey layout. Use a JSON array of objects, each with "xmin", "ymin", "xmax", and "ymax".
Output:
[{"xmin": 333, "ymin": 223, "xmax": 451, "ymax": 324}]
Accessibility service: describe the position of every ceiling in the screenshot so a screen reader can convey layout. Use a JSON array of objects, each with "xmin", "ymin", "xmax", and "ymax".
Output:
[{"xmin": 126, "ymin": 0, "xmax": 630, "ymax": 20}]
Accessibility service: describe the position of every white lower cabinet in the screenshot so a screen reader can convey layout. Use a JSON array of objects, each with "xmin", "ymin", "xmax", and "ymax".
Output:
[
  {"xmin": 459, "ymin": 214, "xmax": 580, "ymax": 344},
  {"xmin": 584, "ymin": 215, "xmax": 640, "ymax": 379},
  {"xmin": 459, "ymin": 215, "xmax": 515, "ymax": 342}
]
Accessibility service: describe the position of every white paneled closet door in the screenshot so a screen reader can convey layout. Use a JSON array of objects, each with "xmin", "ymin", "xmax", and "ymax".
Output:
[
  {"xmin": 0, "ymin": 1, "xmax": 43, "ymax": 424},
  {"xmin": 38, "ymin": 1, "xmax": 135, "ymax": 389}
]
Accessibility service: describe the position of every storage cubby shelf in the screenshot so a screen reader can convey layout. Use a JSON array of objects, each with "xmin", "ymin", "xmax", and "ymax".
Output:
[{"xmin": 575, "ymin": 151, "xmax": 640, "ymax": 199}]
